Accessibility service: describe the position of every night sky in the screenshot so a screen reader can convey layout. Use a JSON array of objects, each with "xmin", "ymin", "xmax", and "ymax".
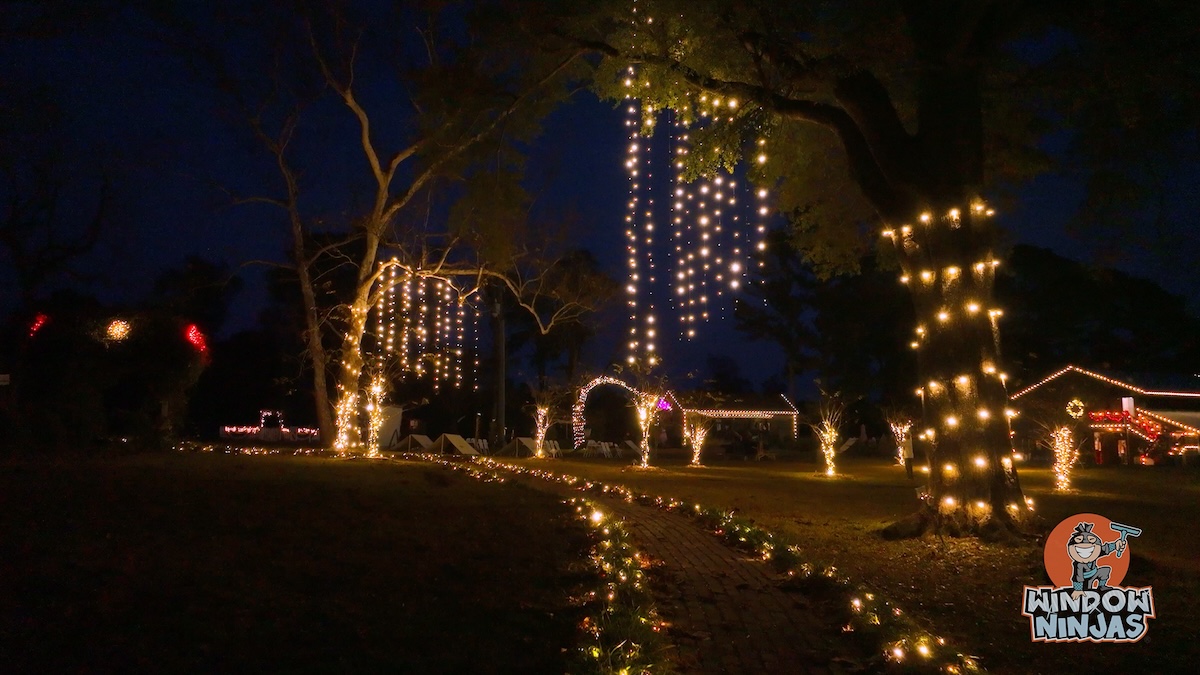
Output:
[{"xmin": 3, "ymin": 11, "xmax": 1196, "ymax": 389}]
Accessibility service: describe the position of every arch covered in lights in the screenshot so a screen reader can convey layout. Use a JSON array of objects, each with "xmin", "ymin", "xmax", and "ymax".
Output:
[{"xmin": 572, "ymin": 376, "xmax": 645, "ymax": 449}]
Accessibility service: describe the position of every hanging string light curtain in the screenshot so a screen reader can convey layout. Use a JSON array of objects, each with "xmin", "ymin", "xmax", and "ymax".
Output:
[{"xmin": 367, "ymin": 261, "xmax": 479, "ymax": 391}]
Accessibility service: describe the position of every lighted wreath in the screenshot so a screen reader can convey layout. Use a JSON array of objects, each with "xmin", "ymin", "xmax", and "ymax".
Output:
[{"xmin": 1065, "ymin": 398, "xmax": 1085, "ymax": 420}]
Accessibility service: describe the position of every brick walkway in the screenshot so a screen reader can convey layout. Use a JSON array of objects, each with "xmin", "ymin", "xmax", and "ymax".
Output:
[{"xmin": 520, "ymin": 478, "xmax": 850, "ymax": 674}]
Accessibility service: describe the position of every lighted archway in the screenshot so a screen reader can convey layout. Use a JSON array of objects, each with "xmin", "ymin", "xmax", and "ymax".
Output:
[{"xmin": 572, "ymin": 376, "xmax": 642, "ymax": 448}]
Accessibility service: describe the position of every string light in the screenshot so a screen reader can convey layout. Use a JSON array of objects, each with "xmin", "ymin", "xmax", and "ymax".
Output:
[
  {"xmin": 635, "ymin": 392, "xmax": 661, "ymax": 468},
  {"xmin": 1011, "ymin": 364, "xmax": 1200, "ymax": 400},
  {"xmin": 184, "ymin": 323, "xmax": 208, "ymax": 354},
  {"xmin": 212, "ymin": 436, "xmax": 984, "ymax": 675},
  {"xmin": 333, "ymin": 385, "xmax": 358, "ymax": 453},
  {"xmin": 368, "ymin": 262, "xmax": 474, "ymax": 391},
  {"xmin": 28, "ymin": 312, "xmax": 49, "ymax": 337},
  {"xmin": 888, "ymin": 418, "xmax": 912, "ymax": 466},
  {"xmin": 685, "ymin": 415, "xmax": 712, "ymax": 466},
  {"xmin": 105, "ymin": 318, "xmax": 131, "ymax": 342},
  {"xmin": 533, "ymin": 406, "xmax": 550, "ymax": 459},
  {"xmin": 814, "ymin": 402, "xmax": 843, "ymax": 477},
  {"xmin": 622, "ymin": 83, "xmax": 772, "ymax": 349},
  {"xmin": 1050, "ymin": 426, "xmax": 1079, "ymax": 491},
  {"xmin": 364, "ymin": 373, "xmax": 386, "ymax": 458},
  {"xmin": 573, "ymin": 376, "xmax": 641, "ymax": 449}
]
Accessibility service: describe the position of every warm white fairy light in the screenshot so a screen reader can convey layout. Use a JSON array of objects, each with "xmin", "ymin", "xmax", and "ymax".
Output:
[
  {"xmin": 364, "ymin": 373, "xmax": 386, "ymax": 458},
  {"xmin": 635, "ymin": 392, "xmax": 660, "ymax": 468},
  {"xmin": 629, "ymin": 92, "xmax": 771, "ymax": 344},
  {"xmin": 1051, "ymin": 426, "xmax": 1079, "ymax": 491},
  {"xmin": 105, "ymin": 318, "xmax": 131, "ymax": 342},
  {"xmin": 622, "ymin": 67, "xmax": 655, "ymax": 365},
  {"xmin": 815, "ymin": 407, "xmax": 842, "ymax": 477},
  {"xmin": 401, "ymin": 273, "xmax": 413, "ymax": 371},
  {"xmin": 472, "ymin": 301, "xmax": 481, "ymax": 391},
  {"xmin": 888, "ymin": 418, "xmax": 912, "ymax": 466},
  {"xmin": 573, "ymin": 376, "xmax": 639, "ymax": 448},
  {"xmin": 333, "ymin": 385, "xmax": 358, "ymax": 453},
  {"xmin": 686, "ymin": 415, "xmax": 712, "ymax": 466},
  {"xmin": 368, "ymin": 264, "xmax": 475, "ymax": 393},
  {"xmin": 534, "ymin": 405, "xmax": 550, "ymax": 459}
]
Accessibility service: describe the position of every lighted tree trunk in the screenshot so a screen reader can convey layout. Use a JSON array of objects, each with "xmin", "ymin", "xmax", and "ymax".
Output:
[
  {"xmin": 332, "ymin": 233, "xmax": 382, "ymax": 451},
  {"xmin": 533, "ymin": 406, "xmax": 550, "ymax": 458},
  {"xmin": 846, "ymin": 60, "xmax": 1030, "ymax": 536},
  {"xmin": 886, "ymin": 204, "xmax": 1027, "ymax": 535}
]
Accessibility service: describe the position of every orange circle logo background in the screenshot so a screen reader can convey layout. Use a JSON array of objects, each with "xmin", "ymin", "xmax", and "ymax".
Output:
[{"xmin": 1043, "ymin": 513, "xmax": 1130, "ymax": 588}]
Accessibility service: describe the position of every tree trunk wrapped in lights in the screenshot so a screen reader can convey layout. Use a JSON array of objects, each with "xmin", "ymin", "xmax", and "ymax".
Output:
[
  {"xmin": 882, "ymin": 204, "xmax": 1028, "ymax": 534},
  {"xmin": 887, "ymin": 416, "xmax": 913, "ymax": 467},
  {"xmin": 813, "ymin": 398, "xmax": 844, "ymax": 477},
  {"xmin": 635, "ymin": 392, "xmax": 660, "ymax": 469},
  {"xmin": 685, "ymin": 414, "xmax": 712, "ymax": 466},
  {"xmin": 364, "ymin": 373, "xmax": 387, "ymax": 458},
  {"xmin": 333, "ymin": 385, "xmax": 358, "ymax": 454},
  {"xmin": 533, "ymin": 405, "xmax": 551, "ymax": 458},
  {"xmin": 1050, "ymin": 426, "xmax": 1079, "ymax": 491}
]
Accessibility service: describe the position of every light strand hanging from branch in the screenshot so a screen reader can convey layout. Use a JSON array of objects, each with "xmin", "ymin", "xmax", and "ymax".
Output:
[
  {"xmin": 368, "ymin": 260, "xmax": 477, "ymax": 392},
  {"xmin": 620, "ymin": 87, "xmax": 774, "ymax": 347},
  {"xmin": 621, "ymin": 68, "xmax": 654, "ymax": 367}
]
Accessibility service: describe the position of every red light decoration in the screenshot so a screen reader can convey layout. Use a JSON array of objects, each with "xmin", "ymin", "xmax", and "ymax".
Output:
[
  {"xmin": 184, "ymin": 324, "xmax": 208, "ymax": 354},
  {"xmin": 28, "ymin": 313, "xmax": 49, "ymax": 337},
  {"xmin": 1086, "ymin": 410, "xmax": 1162, "ymax": 441}
]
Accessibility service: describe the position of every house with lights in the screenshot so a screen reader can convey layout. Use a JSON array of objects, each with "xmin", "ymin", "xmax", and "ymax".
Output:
[
  {"xmin": 664, "ymin": 392, "xmax": 801, "ymax": 450},
  {"xmin": 1009, "ymin": 365, "xmax": 1200, "ymax": 464}
]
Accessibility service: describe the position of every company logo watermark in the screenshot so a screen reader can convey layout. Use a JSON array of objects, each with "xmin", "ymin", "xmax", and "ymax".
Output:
[{"xmin": 1021, "ymin": 513, "xmax": 1155, "ymax": 642}]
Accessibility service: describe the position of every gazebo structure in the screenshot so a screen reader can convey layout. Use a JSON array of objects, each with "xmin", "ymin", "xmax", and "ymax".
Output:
[{"xmin": 1009, "ymin": 365, "xmax": 1200, "ymax": 464}]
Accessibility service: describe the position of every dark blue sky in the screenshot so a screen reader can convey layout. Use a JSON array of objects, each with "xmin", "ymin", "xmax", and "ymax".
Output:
[{"xmin": 3, "ymin": 14, "xmax": 1195, "ymax": 390}]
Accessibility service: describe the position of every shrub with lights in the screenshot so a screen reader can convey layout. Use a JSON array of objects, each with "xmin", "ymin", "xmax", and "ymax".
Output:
[{"xmin": 14, "ymin": 303, "xmax": 211, "ymax": 452}]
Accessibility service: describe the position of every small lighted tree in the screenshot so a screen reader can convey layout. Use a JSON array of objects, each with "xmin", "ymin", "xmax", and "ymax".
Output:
[
  {"xmin": 1050, "ymin": 426, "xmax": 1080, "ymax": 491},
  {"xmin": 364, "ymin": 373, "xmax": 388, "ymax": 458},
  {"xmin": 530, "ymin": 385, "xmax": 569, "ymax": 459},
  {"xmin": 533, "ymin": 406, "xmax": 551, "ymax": 458},
  {"xmin": 887, "ymin": 415, "xmax": 913, "ymax": 467},
  {"xmin": 686, "ymin": 414, "xmax": 713, "ymax": 466},
  {"xmin": 812, "ymin": 395, "xmax": 844, "ymax": 477},
  {"xmin": 635, "ymin": 392, "xmax": 661, "ymax": 468}
]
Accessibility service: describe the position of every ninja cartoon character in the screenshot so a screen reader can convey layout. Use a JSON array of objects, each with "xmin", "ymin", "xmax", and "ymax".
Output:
[{"xmin": 1066, "ymin": 522, "xmax": 1126, "ymax": 596}]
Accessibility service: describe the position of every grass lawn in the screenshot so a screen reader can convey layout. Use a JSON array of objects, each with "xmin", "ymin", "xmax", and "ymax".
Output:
[
  {"xmin": 0, "ymin": 454, "xmax": 590, "ymax": 674},
  {"xmin": 494, "ymin": 449, "xmax": 1200, "ymax": 674}
]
